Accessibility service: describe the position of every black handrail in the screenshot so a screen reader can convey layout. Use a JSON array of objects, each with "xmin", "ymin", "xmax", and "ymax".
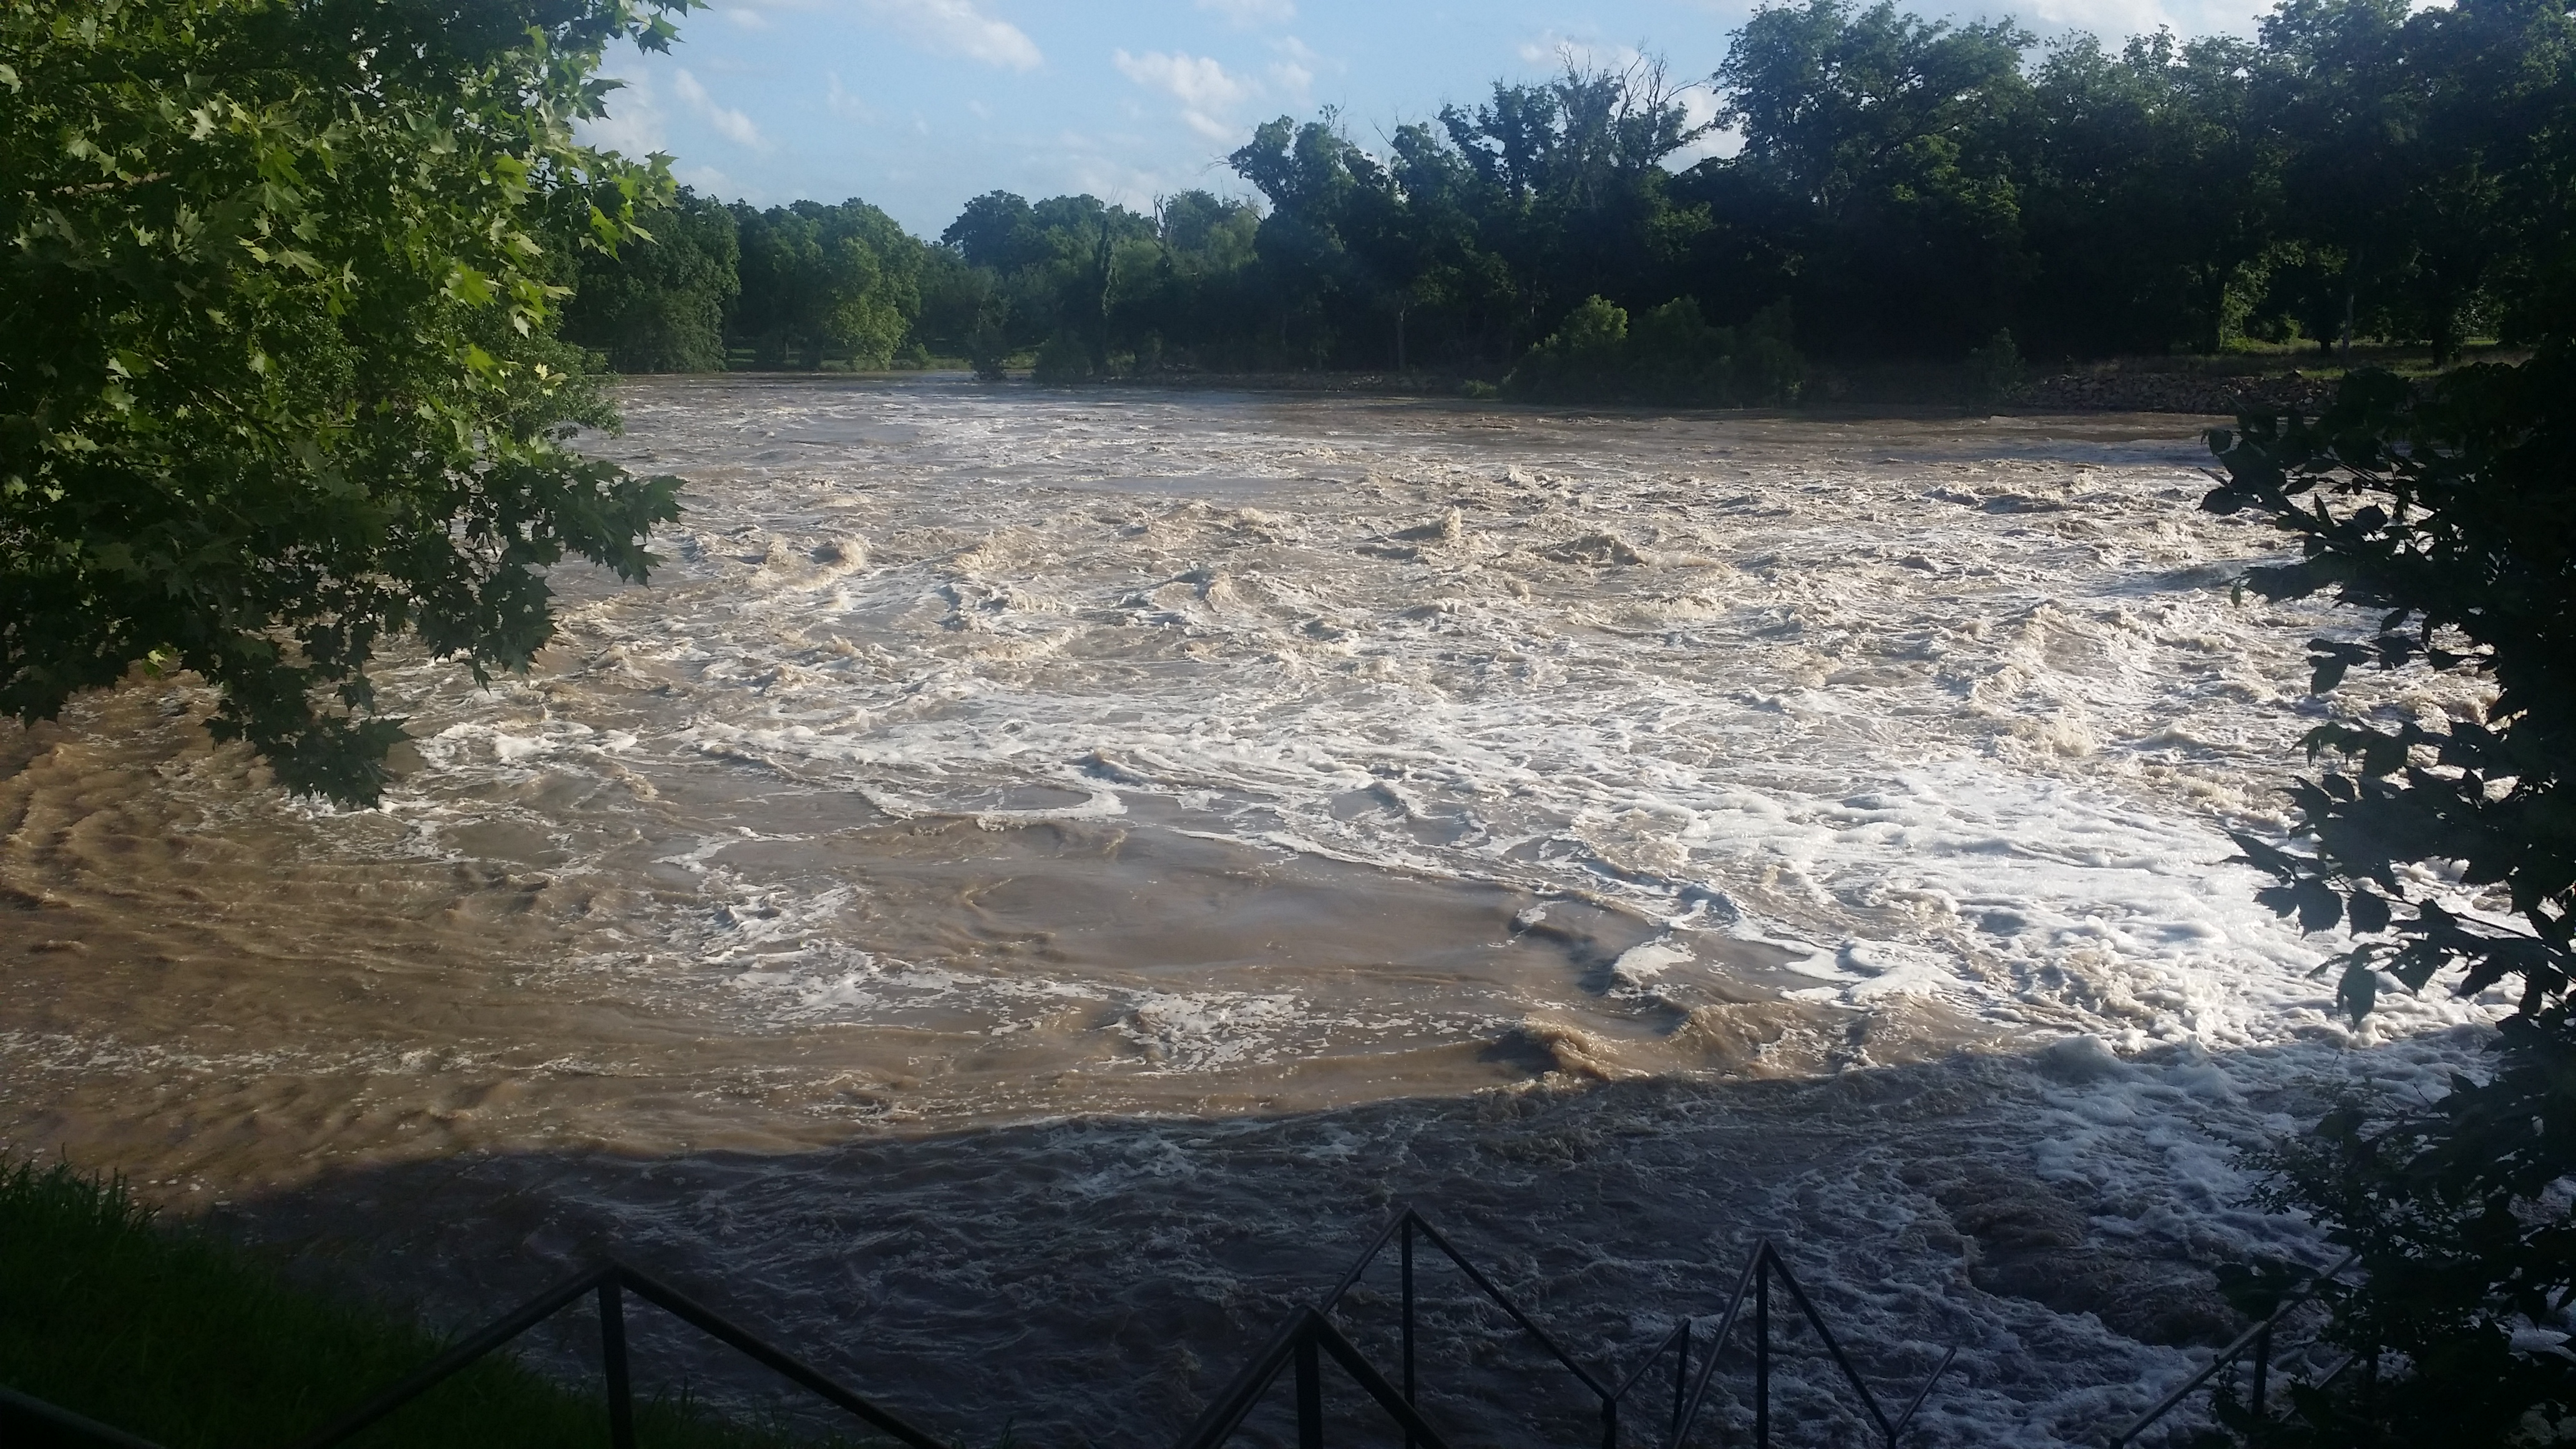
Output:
[
  {"xmin": 0, "ymin": 1384, "xmax": 168, "ymax": 1449},
  {"xmin": 1314, "ymin": 1206, "xmax": 1614, "ymax": 1401},
  {"xmin": 1176, "ymin": 1204, "xmax": 1957, "ymax": 1449},
  {"xmin": 1173, "ymin": 1306, "xmax": 1461, "ymax": 1449},
  {"xmin": 2106, "ymin": 1251, "xmax": 2359, "ymax": 1447},
  {"xmin": 288, "ymin": 1254, "xmax": 951, "ymax": 1449},
  {"xmin": 1653, "ymin": 1240, "xmax": 1954, "ymax": 1449},
  {"xmin": 7, "ymin": 1209, "xmax": 1958, "ymax": 1449}
]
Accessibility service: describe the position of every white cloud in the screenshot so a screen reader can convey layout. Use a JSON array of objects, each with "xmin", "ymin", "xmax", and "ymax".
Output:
[
  {"xmin": 856, "ymin": 0, "xmax": 1043, "ymax": 71},
  {"xmin": 1114, "ymin": 50, "xmax": 1254, "ymax": 110},
  {"xmin": 713, "ymin": 0, "xmax": 831, "ymax": 35},
  {"xmin": 1269, "ymin": 33, "xmax": 1335, "ymax": 92},
  {"xmin": 1516, "ymin": 34, "xmax": 1652, "ymax": 71},
  {"xmin": 1114, "ymin": 49, "xmax": 1261, "ymax": 140},
  {"xmin": 2021, "ymin": 0, "xmax": 2230, "ymax": 37},
  {"xmin": 1665, "ymin": 85, "xmax": 1735, "ymax": 169},
  {"xmin": 673, "ymin": 67, "xmax": 766, "ymax": 149},
  {"xmin": 578, "ymin": 70, "xmax": 666, "ymax": 157},
  {"xmin": 678, "ymin": 164, "xmax": 738, "ymax": 200},
  {"xmin": 996, "ymin": 125, "xmax": 1259, "ymax": 221},
  {"xmin": 825, "ymin": 72, "xmax": 874, "ymax": 121},
  {"xmin": 1196, "ymin": 0, "xmax": 1295, "ymax": 24}
]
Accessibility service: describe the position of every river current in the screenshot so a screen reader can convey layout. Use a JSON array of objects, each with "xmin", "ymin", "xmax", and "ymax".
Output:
[{"xmin": 0, "ymin": 376, "xmax": 2500, "ymax": 1445}]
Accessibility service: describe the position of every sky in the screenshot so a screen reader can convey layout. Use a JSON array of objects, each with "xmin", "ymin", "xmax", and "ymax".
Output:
[{"xmin": 578, "ymin": 0, "xmax": 2286, "ymax": 239}]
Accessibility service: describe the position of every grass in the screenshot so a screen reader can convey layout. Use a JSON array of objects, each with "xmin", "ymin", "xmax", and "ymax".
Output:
[
  {"xmin": 2037, "ymin": 338, "xmax": 2529, "ymax": 379},
  {"xmin": 0, "ymin": 1160, "xmax": 858, "ymax": 1449}
]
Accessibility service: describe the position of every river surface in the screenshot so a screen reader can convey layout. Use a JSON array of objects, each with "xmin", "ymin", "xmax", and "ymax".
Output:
[{"xmin": 0, "ymin": 377, "xmax": 2499, "ymax": 1445}]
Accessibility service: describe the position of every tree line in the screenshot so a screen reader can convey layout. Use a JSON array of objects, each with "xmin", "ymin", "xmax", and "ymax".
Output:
[{"xmin": 564, "ymin": 0, "xmax": 2575, "ymax": 399}]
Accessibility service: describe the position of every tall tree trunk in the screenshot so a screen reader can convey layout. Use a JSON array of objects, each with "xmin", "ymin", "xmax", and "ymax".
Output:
[
  {"xmin": 1090, "ymin": 223, "xmax": 1114, "ymax": 376},
  {"xmin": 2430, "ymin": 286, "xmax": 2459, "ymax": 369},
  {"xmin": 2203, "ymin": 267, "xmax": 2233, "ymax": 356}
]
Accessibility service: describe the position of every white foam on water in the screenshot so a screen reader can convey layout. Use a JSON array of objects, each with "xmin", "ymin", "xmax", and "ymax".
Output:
[
  {"xmin": 192, "ymin": 377, "xmax": 2521, "ymax": 1444},
  {"xmin": 348, "ymin": 378, "xmax": 2514, "ymax": 1083}
]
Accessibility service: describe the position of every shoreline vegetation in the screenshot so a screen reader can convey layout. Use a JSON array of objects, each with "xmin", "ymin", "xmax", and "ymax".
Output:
[
  {"xmin": 562, "ymin": 0, "xmax": 2564, "ymax": 422},
  {"xmin": 0, "ymin": 1161, "xmax": 838, "ymax": 1449},
  {"xmin": 619, "ymin": 343, "xmax": 2505, "ymax": 419}
]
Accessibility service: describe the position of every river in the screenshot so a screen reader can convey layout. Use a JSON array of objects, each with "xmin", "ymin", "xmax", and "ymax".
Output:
[{"xmin": 0, "ymin": 376, "xmax": 2497, "ymax": 1445}]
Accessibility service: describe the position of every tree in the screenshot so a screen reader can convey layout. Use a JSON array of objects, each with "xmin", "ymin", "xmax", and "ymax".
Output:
[
  {"xmin": 1438, "ymin": 56, "xmax": 1712, "ymax": 321},
  {"xmin": 926, "ymin": 189, "xmax": 1156, "ymax": 377},
  {"xmin": 913, "ymin": 244, "xmax": 1002, "ymax": 374},
  {"xmin": 2024, "ymin": 30, "xmax": 2279, "ymax": 356},
  {"xmin": 2203, "ymin": 346, "xmax": 2576, "ymax": 1441},
  {"xmin": 1231, "ymin": 114, "xmax": 1368, "ymax": 365},
  {"xmin": 1, "ymin": 0, "xmax": 688, "ymax": 806},
  {"xmin": 2252, "ymin": 0, "xmax": 2414, "ymax": 358},
  {"xmin": 1715, "ymin": 0, "xmax": 2036, "ymax": 358},
  {"xmin": 2252, "ymin": 0, "xmax": 2575, "ymax": 366},
  {"xmin": 1025, "ymin": 193, "xmax": 1152, "ymax": 377},
  {"xmin": 729, "ymin": 198, "xmax": 923, "ymax": 369},
  {"xmin": 562, "ymin": 187, "xmax": 740, "ymax": 372},
  {"xmin": 2393, "ymin": 0, "xmax": 2576, "ymax": 363},
  {"xmin": 939, "ymin": 190, "xmax": 1042, "ymax": 272}
]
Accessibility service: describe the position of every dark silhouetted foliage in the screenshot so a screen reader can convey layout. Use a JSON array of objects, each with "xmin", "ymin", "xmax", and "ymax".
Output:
[{"xmin": 2203, "ymin": 340, "xmax": 2576, "ymax": 1441}]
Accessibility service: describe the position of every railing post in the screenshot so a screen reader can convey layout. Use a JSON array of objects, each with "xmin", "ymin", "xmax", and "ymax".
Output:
[
  {"xmin": 1601, "ymin": 1395, "xmax": 1617, "ymax": 1449},
  {"xmin": 2248, "ymin": 1321, "xmax": 2273, "ymax": 1420},
  {"xmin": 598, "ymin": 1276, "xmax": 637, "ymax": 1449},
  {"xmin": 1296, "ymin": 1324, "xmax": 1324, "ymax": 1449},
  {"xmin": 1402, "ymin": 1214, "xmax": 1417, "ymax": 1449},
  {"xmin": 1671, "ymin": 1322, "xmax": 1689, "ymax": 1446},
  {"xmin": 1755, "ymin": 1251, "xmax": 1772, "ymax": 1449}
]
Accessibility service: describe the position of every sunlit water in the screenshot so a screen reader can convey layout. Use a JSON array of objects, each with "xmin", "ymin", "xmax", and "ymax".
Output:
[{"xmin": 0, "ymin": 376, "xmax": 2500, "ymax": 1445}]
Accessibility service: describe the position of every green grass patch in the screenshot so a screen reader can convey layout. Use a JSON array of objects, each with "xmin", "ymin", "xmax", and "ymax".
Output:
[{"xmin": 0, "ymin": 1160, "xmax": 853, "ymax": 1448}]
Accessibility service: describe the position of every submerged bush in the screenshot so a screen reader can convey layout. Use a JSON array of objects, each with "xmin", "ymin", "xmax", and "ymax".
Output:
[
  {"xmin": 1964, "ymin": 329, "xmax": 2026, "ymax": 407},
  {"xmin": 1506, "ymin": 296, "xmax": 1804, "ymax": 406},
  {"xmin": 1030, "ymin": 331, "xmax": 1097, "ymax": 384}
]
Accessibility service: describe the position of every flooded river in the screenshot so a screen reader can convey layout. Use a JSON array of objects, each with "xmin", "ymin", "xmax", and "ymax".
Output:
[{"xmin": 0, "ymin": 378, "xmax": 2497, "ymax": 1445}]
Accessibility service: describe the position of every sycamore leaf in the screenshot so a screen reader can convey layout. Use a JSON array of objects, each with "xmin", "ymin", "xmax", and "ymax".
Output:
[{"xmin": 444, "ymin": 265, "xmax": 495, "ymax": 306}]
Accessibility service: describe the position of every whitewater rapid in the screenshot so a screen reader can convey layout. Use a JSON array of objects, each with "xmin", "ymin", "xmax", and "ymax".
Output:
[{"xmin": 0, "ymin": 376, "xmax": 2502, "ymax": 1445}]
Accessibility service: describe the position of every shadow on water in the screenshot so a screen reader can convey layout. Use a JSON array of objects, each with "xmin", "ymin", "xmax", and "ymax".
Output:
[{"xmin": 202, "ymin": 1031, "xmax": 2477, "ymax": 1449}]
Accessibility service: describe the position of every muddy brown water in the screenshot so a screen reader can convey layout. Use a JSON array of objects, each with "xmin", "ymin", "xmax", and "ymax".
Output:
[{"xmin": 0, "ymin": 378, "xmax": 2497, "ymax": 1445}]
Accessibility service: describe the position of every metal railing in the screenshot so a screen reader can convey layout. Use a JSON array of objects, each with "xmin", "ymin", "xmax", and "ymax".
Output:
[
  {"xmin": 289, "ymin": 1255, "xmax": 952, "ymax": 1449},
  {"xmin": 6, "ymin": 1209, "xmax": 1961, "ymax": 1449},
  {"xmin": 0, "ymin": 1254, "xmax": 952, "ymax": 1449},
  {"xmin": 1174, "ymin": 1204, "xmax": 1957, "ymax": 1449},
  {"xmin": 2107, "ymin": 1252, "xmax": 2359, "ymax": 1448},
  {"xmin": 1, "ymin": 1383, "xmax": 168, "ymax": 1449}
]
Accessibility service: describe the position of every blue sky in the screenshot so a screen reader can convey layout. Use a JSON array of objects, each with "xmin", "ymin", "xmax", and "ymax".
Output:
[{"xmin": 580, "ymin": 0, "xmax": 2283, "ymax": 239}]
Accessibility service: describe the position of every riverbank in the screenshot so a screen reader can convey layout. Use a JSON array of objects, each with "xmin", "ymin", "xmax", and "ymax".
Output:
[
  {"xmin": 765, "ymin": 345, "xmax": 2492, "ymax": 416},
  {"xmin": 0, "ymin": 1161, "xmax": 820, "ymax": 1449}
]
